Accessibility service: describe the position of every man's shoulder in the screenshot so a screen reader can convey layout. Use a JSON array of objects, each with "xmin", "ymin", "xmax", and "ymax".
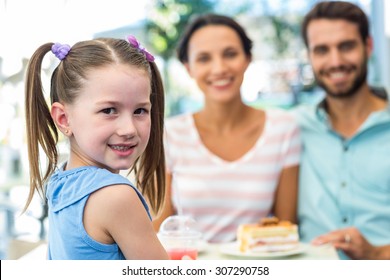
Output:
[
  {"xmin": 290, "ymin": 103, "xmax": 328, "ymax": 134},
  {"xmin": 370, "ymin": 86, "xmax": 388, "ymax": 100}
]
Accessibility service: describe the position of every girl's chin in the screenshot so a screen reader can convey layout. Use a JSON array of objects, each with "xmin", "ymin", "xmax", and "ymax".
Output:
[
  {"xmin": 114, "ymin": 166, "xmax": 132, "ymax": 172},
  {"xmin": 104, "ymin": 164, "xmax": 133, "ymax": 174}
]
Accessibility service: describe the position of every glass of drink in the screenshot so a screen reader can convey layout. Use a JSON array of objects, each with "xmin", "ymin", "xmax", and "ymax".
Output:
[{"xmin": 158, "ymin": 215, "xmax": 202, "ymax": 260}]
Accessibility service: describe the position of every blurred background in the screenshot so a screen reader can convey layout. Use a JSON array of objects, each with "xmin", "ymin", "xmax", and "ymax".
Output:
[{"xmin": 0, "ymin": 0, "xmax": 388, "ymax": 259}]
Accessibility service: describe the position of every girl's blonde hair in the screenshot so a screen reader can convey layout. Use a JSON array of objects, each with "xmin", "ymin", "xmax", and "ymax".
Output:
[{"xmin": 24, "ymin": 37, "xmax": 165, "ymax": 214}]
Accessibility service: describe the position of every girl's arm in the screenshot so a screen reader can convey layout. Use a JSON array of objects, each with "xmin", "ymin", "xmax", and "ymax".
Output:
[{"xmin": 84, "ymin": 184, "xmax": 169, "ymax": 260}]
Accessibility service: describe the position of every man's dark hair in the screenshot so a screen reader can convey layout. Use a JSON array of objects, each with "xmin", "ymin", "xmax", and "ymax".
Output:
[{"xmin": 301, "ymin": 1, "xmax": 369, "ymax": 47}]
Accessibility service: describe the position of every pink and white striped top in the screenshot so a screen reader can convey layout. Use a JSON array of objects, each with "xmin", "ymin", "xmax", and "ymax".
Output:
[{"xmin": 164, "ymin": 109, "xmax": 301, "ymax": 243}]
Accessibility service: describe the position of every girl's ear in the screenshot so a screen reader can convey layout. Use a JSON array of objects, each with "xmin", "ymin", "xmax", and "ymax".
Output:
[{"xmin": 51, "ymin": 102, "xmax": 71, "ymax": 136}]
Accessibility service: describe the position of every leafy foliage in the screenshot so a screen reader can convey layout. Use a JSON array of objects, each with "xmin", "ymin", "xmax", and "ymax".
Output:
[{"xmin": 145, "ymin": 0, "xmax": 215, "ymax": 60}]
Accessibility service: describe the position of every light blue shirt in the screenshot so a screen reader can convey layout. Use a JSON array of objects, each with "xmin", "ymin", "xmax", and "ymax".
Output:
[
  {"xmin": 294, "ymin": 97, "xmax": 390, "ymax": 259},
  {"xmin": 46, "ymin": 165, "xmax": 151, "ymax": 260}
]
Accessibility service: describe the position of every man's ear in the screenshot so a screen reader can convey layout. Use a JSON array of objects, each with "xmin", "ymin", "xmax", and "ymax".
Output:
[
  {"xmin": 51, "ymin": 102, "xmax": 71, "ymax": 136},
  {"xmin": 366, "ymin": 36, "xmax": 373, "ymax": 58}
]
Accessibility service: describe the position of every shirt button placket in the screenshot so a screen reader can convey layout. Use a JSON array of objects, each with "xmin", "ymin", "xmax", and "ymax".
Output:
[{"xmin": 340, "ymin": 140, "xmax": 350, "ymax": 226}]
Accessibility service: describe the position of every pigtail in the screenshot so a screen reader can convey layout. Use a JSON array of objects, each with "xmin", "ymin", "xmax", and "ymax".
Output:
[
  {"xmin": 150, "ymin": 62, "xmax": 166, "ymax": 212},
  {"xmin": 24, "ymin": 43, "xmax": 59, "ymax": 212},
  {"xmin": 134, "ymin": 61, "xmax": 166, "ymax": 214}
]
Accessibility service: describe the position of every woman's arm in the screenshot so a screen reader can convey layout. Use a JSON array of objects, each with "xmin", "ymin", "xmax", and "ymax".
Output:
[{"xmin": 272, "ymin": 165, "xmax": 299, "ymax": 223}]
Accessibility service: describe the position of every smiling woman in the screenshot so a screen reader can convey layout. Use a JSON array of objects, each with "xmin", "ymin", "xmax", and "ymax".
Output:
[{"xmin": 153, "ymin": 13, "xmax": 301, "ymax": 244}]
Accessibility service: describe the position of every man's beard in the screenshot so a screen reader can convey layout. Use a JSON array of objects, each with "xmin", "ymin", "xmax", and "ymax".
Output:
[{"xmin": 314, "ymin": 58, "xmax": 368, "ymax": 99}]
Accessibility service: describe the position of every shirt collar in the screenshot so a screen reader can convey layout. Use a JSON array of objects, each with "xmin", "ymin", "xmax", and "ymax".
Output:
[{"xmin": 315, "ymin": 86, "xmax": 389, "ymax": 122}]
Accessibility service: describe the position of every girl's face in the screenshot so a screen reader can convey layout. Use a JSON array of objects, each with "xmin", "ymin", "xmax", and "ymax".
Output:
[
  {"xmin": 65, "ymin": 64, "xmax": 151, "ymax": 173},
  {"xmin": 185, "ymin": 25, "xmax": 250, "ymax": 104}
]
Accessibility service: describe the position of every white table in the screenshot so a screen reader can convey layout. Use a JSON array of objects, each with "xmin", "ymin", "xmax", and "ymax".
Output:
[
  {"xmin": 19, "ymin": 242, "xmax": 338, "ymax": 260},
  {"xmin": 18, "ymin": 243, "xmax": 47, "ymax": 260},
  {"xmin": 199, "ymin": 242, "xmax": 338, "ymax": 260}
]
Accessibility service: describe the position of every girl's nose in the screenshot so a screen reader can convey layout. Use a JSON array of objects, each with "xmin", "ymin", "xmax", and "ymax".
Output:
[{"xmin": 117, "ymin": 116, "xmax": 136, "ymax": 138}]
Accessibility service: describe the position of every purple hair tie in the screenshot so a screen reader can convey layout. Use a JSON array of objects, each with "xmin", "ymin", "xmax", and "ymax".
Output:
[
  {"xmin": 127, "ymin": 35, "xmax": 155, "ymax": 62},
  {"xmin": 51, "ymin": 43, "xmax": 71, "ymax": 60}
]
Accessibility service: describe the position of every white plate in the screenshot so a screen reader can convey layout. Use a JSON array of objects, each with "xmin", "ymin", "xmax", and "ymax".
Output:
[{"xmin": 219, "ymin": 242, "xmax": 306, "ymax": 259}]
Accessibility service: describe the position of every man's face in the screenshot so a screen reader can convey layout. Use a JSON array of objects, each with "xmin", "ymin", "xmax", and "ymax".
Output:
[{"xmin": 306, "ymin": 19, "xmax": 372, "ymax": 98}]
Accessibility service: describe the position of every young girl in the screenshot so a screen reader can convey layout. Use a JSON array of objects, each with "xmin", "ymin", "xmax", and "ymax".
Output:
[
  {"xmin": 24, "ymin": 35, "xmax": 169, "ymax": 259},
  {"xmin": 154, "ymin": 14, "xmax": 301, "ymax": 243}
]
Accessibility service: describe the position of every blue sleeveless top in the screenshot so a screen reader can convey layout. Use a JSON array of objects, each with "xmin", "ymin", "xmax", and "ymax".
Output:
[{"xmin": 45, "ymin": 165, "xmax": 151, "ymax": 260}]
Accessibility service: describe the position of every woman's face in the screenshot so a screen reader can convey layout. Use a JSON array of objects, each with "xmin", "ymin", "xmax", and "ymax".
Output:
[{"xmin": 185, "ymin": 25, "xmax": 250, "ymax": 104}]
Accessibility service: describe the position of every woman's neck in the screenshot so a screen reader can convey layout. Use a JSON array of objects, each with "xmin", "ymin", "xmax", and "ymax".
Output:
[{"xmin": 196, "ymin": 100, "xmax": 250, "ymax": 132}]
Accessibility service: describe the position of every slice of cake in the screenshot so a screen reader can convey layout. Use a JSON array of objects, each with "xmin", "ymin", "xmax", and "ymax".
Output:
[{"xmin": 237, "ymin": 217, "xmax": 299, "ymax": 253}]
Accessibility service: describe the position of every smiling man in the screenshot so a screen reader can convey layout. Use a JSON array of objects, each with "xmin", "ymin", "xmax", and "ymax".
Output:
[{"xmin": 294, "ymin": 1, "xmax": 390, "ymax": 260}]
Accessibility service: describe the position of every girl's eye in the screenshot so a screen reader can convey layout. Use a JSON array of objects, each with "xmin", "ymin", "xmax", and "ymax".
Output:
[
  {"xmin": 101, "ymin": 108, "xmax": 116, "ymax": 115},
  {"xmin": 134, "ymin": 108, "xmax": 149, "ymax": 115}
]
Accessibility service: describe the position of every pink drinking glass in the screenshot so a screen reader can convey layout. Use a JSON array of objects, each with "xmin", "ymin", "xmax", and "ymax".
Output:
[{"xmin": 158, "ymin": 215, "xmax": 202, "ymax": 260}]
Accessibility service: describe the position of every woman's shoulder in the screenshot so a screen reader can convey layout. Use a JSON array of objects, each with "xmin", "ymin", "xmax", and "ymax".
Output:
[
  {"xmin": 164, "ymin": 112, "xmax": 195, "ymax": 135},
  {"xmin": 165, "ymin": 112, "xmax": 193, "ymax": 125},
  {"xmin": 265, "ymin": 107, "xmax": 298, "ymax": 125}
]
